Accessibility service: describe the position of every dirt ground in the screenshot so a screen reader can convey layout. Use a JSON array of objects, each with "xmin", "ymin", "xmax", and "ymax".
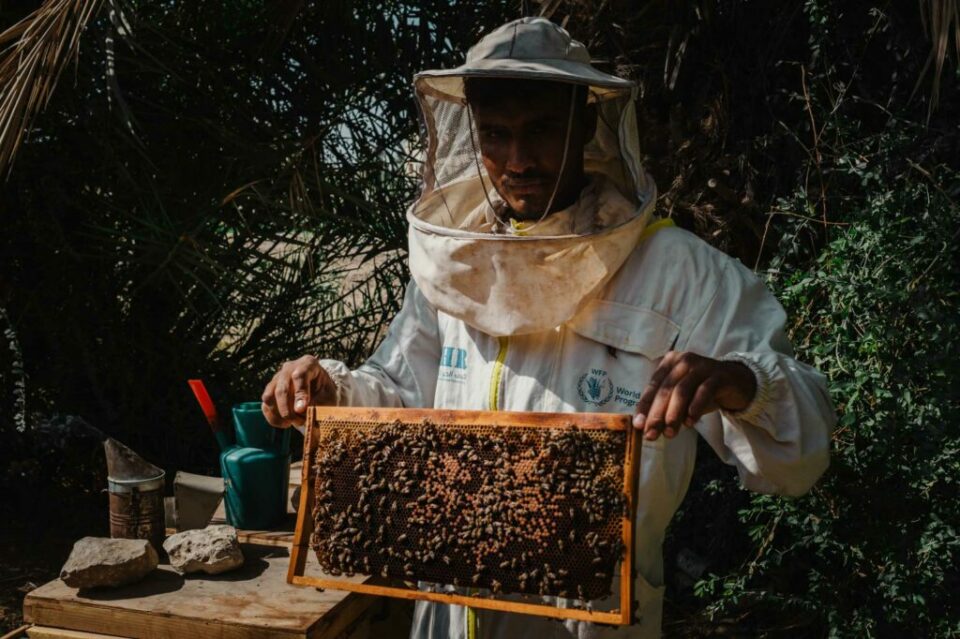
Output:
[{"xmin": 0, "ymin": 505, "xmax": 108, "ymax": 634}]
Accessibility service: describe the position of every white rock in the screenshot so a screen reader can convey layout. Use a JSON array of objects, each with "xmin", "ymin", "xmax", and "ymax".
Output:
[
  {"xmin": 60, "ymin": 537, "xmax": 158, "ymax": 588},
  {"xmin": 162, "ymin": 524, "xmax": 244, "ymax": 575}
]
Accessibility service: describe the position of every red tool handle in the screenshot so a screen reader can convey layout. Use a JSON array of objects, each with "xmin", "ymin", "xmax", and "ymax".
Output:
[{"xmin": 188, "ymin": 379, "xmax": 224, "ymax": 432}]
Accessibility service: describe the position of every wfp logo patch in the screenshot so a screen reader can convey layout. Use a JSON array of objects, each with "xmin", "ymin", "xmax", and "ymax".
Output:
[
  {"xmin": 578, "ymin": 369, "xmax": 614, "ymax": 406},
  {"xmin": 439, "ymin": 346, "xmax": 468, "ymax": 384}
]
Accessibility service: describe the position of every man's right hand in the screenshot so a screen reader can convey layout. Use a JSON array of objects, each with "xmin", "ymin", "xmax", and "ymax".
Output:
[{"xmin": 261, "ymin": 355, "xmax": 337, "ymax": 428}]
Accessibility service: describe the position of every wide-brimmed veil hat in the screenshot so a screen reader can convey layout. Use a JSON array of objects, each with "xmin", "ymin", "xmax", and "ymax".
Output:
[
  {"xmin": 415, "ymin": 17, "xmax": 634, "ymax": 102},
  {"xmin": 407, "ymin": 17, "xmax": 658, "ymax": 337}
]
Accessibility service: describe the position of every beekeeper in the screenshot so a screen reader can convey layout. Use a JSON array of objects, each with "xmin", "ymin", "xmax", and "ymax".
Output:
[{"xmin": 262, "ymin": 17, "xmax": 834, "ymax": 639}]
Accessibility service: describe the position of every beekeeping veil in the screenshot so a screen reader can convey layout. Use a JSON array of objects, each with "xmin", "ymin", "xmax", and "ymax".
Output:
[{"xmin": 408, "ymin": 17, "xmax": 657, "ymax": 336}]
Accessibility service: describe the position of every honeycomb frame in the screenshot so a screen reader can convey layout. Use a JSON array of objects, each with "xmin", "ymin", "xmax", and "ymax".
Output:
[{"xmin": 287, "ymin": 407, "xmax": 640, "ymax": 625}]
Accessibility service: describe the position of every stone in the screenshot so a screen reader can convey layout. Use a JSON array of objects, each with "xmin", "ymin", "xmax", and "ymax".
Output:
[
  {"xmin": 60, "ymin": 537, "xmax": 159, "ymax": 589},
  {"xmin": 163, "ymin": 524, "xmax": 244, "ymax": 575}
]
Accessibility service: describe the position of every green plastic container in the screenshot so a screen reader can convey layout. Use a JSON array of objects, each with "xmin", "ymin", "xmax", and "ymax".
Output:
[{"xmin": 219, "ymin": 402, "xmax": 291, "ymax": 530}]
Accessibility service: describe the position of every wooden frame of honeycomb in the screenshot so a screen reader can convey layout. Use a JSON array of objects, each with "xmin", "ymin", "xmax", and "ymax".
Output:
[{"xmin": 287, "ymin": 407, "xmax": 640, "ymax": 625}]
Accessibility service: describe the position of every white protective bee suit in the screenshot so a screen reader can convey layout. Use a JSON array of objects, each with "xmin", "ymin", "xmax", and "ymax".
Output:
[{"xmin": 318, "ymin": 17, "xmax": 834, "ymax": 639}]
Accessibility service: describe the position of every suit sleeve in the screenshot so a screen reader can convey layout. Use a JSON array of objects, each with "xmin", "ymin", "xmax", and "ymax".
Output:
[
  {"xmin": 684, "ymin": 256, "xmax": 835, "ymax": 496},
  {"xmin": 317, "ymin": 280, "xmax": 440, "ymax": 409}
]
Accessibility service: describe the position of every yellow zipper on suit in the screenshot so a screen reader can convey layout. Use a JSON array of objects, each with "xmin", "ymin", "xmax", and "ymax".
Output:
[
  {"xmin": 488, "ymin": 336, "xmax": 510, "ymax": 412},
  {"xmin": 466, "ymin": 335, "xmax": 510, "ymax": 639}
]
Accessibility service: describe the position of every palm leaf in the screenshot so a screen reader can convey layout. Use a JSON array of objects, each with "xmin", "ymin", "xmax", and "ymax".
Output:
[
  {"xmin": 913, "ymin": 0, "xmax": 960, "ymax": 121},
  {"xmin": 0, "ymin": 0, "xmax": 104, "ymax": 177}
]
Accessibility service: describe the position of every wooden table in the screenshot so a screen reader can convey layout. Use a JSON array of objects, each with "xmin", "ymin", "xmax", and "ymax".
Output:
[
  {"xmin": 22, "ymin": 542, "xmax": 374, "ymax": 639},
  {"xmin": 18, "ymin": 464, "xmax": 410, "ymax": 639}
]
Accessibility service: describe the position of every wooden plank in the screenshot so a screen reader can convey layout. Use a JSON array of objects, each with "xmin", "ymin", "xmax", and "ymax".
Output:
[
  {"xmin": 1, "ymin": 624, "xmax": 31, "ymax": 639},
  {"xmin": 23, "ymin": 543, "xmax": 372, "ymax": 639},
  {"xmin": 164, "ymin": 526, "xmax": 295, "ymax": 548},
  {"xmin": 303, "ymin": 591, "xmax": 371, "ymax": 639},
  {"xmin": 287, "ymin": 421, "xmax": 316, "ymax": 587},
  {"xmin": 619, "ymin": 422, "xmax": 642, "ymax": 624},
  {"xmin": 27, "ymin": 627, "xmax": 127, "ymax": 639},
  {"xmin": 311, "ymin": 407, "xmax": 632, "ymax": 430},
  {"xmin": 231, "ymin": 528, "xmax": 296, "ymax": 547},
  {"xmin": 290, "ymin": 575, "xmax": 622, "ymax": 624}
]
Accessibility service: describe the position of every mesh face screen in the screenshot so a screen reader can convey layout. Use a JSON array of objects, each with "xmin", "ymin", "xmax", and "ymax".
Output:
[
  {"xmin": 311, "ymin": 419, "xmax": 627, "ymax": 602},
  {"xmin": 415, "ymin": 89, "xmax": 643, "ymax": 210}
]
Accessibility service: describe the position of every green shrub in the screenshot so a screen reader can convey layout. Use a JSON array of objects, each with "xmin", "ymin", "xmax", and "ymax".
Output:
[{"xmin": 673, "ymin": 11, "xmax": 960, "ymax": 632}]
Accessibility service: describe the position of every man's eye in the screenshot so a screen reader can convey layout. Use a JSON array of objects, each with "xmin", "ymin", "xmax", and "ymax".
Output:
[{"xmin": 481, "ymin": 130, "xmax": 506, "ymax": 141}]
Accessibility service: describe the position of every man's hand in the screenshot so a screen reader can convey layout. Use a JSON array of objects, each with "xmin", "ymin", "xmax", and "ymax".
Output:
[
  {"xmin": 634, "ymin": 351, "xmax": 757, "ymax": 441},
  {"xmin": 261, "ymin": 355, "xmax": 337, "ymax": 428}
]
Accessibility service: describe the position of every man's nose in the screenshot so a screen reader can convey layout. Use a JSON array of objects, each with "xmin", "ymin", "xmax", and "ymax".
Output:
[{"xmin": 505, "ymin": 140, "xmax": 536, "ymax": 174}]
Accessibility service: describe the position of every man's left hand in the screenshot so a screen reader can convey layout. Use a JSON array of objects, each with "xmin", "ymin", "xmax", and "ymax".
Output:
[{"xmin": 634, "ymin": 351, "xmax": 757, "ymax": 441}]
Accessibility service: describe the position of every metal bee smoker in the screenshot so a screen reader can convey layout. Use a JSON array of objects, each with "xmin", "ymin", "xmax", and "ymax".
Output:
[{"xmin": 287, "ymin": 407, "xmax": 641, "ymax": 625}]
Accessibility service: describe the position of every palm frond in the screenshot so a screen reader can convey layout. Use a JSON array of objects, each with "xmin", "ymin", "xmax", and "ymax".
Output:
[
  {"xmin": 0, "ymin": 0, "xmax": 103, "ymax": 177},
  {"xmin": 537, "ymin": 0, "xmax": 564, "ymax": 19},
  {"xmin": 913, "ymin": 0, "xmax": 960, "ymax": 121}
]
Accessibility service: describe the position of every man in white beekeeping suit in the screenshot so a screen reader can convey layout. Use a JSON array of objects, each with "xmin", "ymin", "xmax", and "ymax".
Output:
[{"xmin": 262, "ymin": 17, "xmax": 835, "ymax": 639}]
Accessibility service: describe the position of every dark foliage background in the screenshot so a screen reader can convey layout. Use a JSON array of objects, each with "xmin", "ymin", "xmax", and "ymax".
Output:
[{"xmin": 1, "ymin": 0, "xmax": 958, "ymax": 636}]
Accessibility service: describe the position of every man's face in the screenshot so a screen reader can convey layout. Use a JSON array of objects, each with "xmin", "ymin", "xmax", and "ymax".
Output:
[{"xmin": 472, "ymin": 86, "xmax": 590, "ymax": 220}]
